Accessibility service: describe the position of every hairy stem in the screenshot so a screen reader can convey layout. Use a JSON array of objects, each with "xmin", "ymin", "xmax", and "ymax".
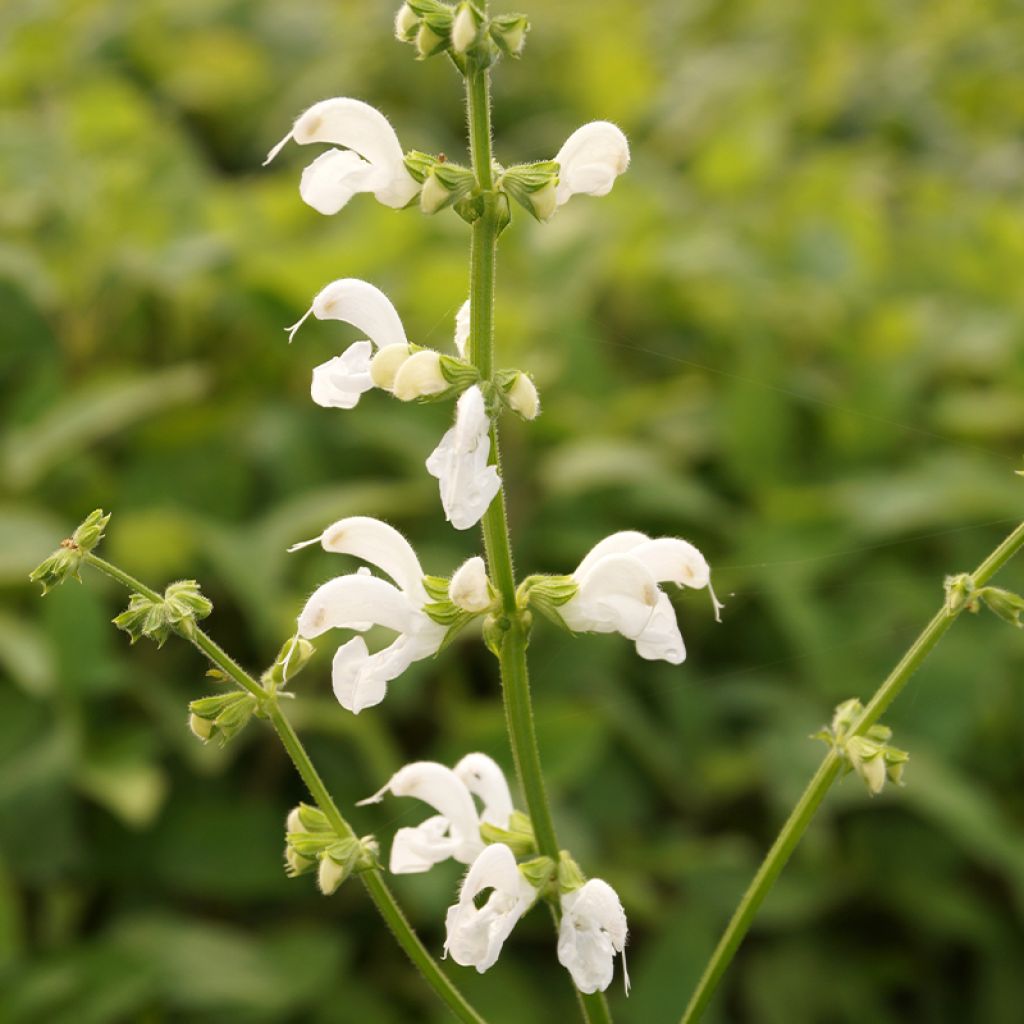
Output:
[
  {"xmin": 83, "ymin": 553, "xmax": 487, "ymax": 1024},
  {"xmin": 680, "ymin": 518, "xmax": 1024, "ymax": 1024},
  {"xmin": 464, "ymin": 56, "xmax": 613, "ymax": 1024}
]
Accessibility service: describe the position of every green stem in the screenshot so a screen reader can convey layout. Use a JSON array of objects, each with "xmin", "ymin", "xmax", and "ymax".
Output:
[
  {"xmin": 464, "ymin": 56, "xmax": 613, "ymax": 1024},
  {"xmin": 680, "ymin": 518, "xmax": 1024, "ymax": 1024},
  {"xmin": 82, "ymin": 553, "xmax": 487, "ymax": 1024}
]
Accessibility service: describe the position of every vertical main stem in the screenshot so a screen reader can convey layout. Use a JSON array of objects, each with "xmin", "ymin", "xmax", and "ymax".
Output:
[
  {"xmin": 679, "ymin": 518, "xmax": 1024, "ymax": 1024},
  {"xmin": 464, "ymin": 57, "xmax": 613, "ymax": 1024}
]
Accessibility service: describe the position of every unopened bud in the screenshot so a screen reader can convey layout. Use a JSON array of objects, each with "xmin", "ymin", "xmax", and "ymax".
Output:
[
  {"xmin": 490, "ymin": 13, "xmax": 529, "ymax": 57},
  {"xmin": 188, "ymin": 713, "xmax": 214, "ymax": 742},
  {"xmin": 394, "ymin": 3, "xmax": 419, "ymax": 41},
  {"xmin": 451, "ymin": 4, "xmax": 479, "ymax": 53},
  {"xmin": 318, "ymin": 853, "xmax": 348, "ymax": 895},
  {"xmin": 393, "ymin": 349, "xmax": 447, "ymax": 400},
  {"xmin": 370, "ymin": 343, "xmax": 413, "ymax": 390},
  {"xmin": 507, "ymin": 372, "xmax": 540, "ymax": 420},
  {"xmin": 416, "ymin": 19, "xmax": 448, "ymax": 58},
  {"xmin": 420, "ymin": 172, "xmax": 453, "ymax": 214},
  {"xmin": 285, "ymin": 845, "xmax": 316, "ymax": 878},
  {"xmin": 449, "ymin": 555, "xmax": 493, "ymax": 613},
  {"xmin": 286, "ymin": 807, "xmax": 303, "ymax": 834},
  {"xmin": 268, "ymin": 634, "xmax": 316, "ymax": 686}
]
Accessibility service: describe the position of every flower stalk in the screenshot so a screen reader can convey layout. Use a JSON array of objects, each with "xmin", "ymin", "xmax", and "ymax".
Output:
[
  {"xmin": 680, "ymin": 517, "xmax": 1024, "ymax": 1024},
  {"xmin": 81, "ymin": 552, "xmax": 487, "ymax": 1024}
]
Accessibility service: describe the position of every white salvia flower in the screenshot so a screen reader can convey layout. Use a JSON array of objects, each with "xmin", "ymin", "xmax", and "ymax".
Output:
[
  {"xmin": 426, "ymin": 385, "xmax": 501, "ymax": 530},
  {"xmin": 553, "ymin": 121, "xmax": 630, "ymax": 212},
  {"xmin": 445, "ymin": 843, "xmax": 538, "ymax": 972},
  {"xmin": 454, "ymin": 300, "xmax": 471, "ymax": 358},
  {"xmin": 557, "ymin": 879, "xmax": 629, "ymax": 995},
  {"xmin": 358, "ymin": 753, "xmax": 513, "ymax": 872},
  {"xmin": 449, "ymin": 556, "xmax": 493, "ymax": 614},
  {"xmin": 507, "ymin": 372, "xmax": 540, "ymax": 420},
  {"xmin": 560, "ymin": 531, "xmax": 719, "ymax": 664},
  {"xmin": 286, "ymin": 279, "xmax": 410, "ymax": 410},
  {"xmin": 292, "ymin": 516, "xmax": 445, "ymax": 713},
  {"xmin": 393, "ymin": 349, "xmax": 447, "ymax": 401},
  {"xmin": 264, "ymin": 97, "xmax": 420, "ymax": 214}
]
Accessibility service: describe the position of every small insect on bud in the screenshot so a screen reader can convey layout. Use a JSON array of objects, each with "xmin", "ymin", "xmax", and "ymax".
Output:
[
  {"xmin": 369, "ymin": 343, "xmax": 413, "ymax": 390},
  {"xmin": 506, "ymin": 372, "xmax": 540, "ymax": 420},
  {"xmin": 392, "ymin": 350, "xmax": 448, "ymax": 401},
  {"xmin": 450, "ymin": 4, "xmax": 479, "ymax": 54}
]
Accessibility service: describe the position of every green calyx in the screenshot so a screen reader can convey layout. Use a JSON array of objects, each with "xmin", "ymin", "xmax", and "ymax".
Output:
[
  {"xmin": 812, "ymin": 698, "xmax": 909, "ymax": 796},
  {"xmin": 188, "ymin": 691, "xmax": 259, "ymax": 747},
  {"xmin": 480, "ymin": 809, "xmax": 536, "ymax": 856},
  {"xmin": 264, "ymin": 634, "xmax": 316, "ymax": 687},
  {"xmin": 284, "ymin": 822, "xmax": 379, "ymax": 893},
  {"xmin": 499, "ymin": 161, "xmax": 559, "ymax": 221},
  {"xmin": 421, "ymin": 573, "xmax": 490, "ymax": 653},
  {"xmin": 113, "ymin": 580, "xmax": 213, "ymax": 647},
  {"xmin": 29, "ymin": 509, "xmax": 111, "ymax": 594},
  {"xmin": 516, "ymin": 574, "xmax": 579, "ymax": 629}
]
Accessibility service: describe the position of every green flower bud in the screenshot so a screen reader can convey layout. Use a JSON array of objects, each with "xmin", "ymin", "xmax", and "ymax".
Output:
[
  {"xmin": 187, "ymin": 691, "xmax": 258, "ymax": 746},
  {"xmin": 267, "ymin": 634, "xmax": 316, "ymax": 686},
  {"xmin": 29, "ymin": 509, "xmax": 111, "ymax": 594},
  {"xmin": 944, "ymin": 572, "xmax": 977, "ymax": 614},
  {"xmin": 416, "ymin": 17, "xmax": 450, "ymax": 58},
  {"xmin": 500, "ymin": 161, "xmax": 559, "ymax": 221},
  {"xmin": 284, "ymin": 845, "xmax": 316, "ymax": 878},
  {"xmin": 450, "ymin": 3, "xmax": 480, "ymax": 54},
  {"xmin": 978, "ymin": 586, "xmax": 1024, "ymax": 628},
  {"xmin": 113, "ymin": 580, "xmax": 213, "ymax": 647},
  {"xmin": 489, "ymin": 13, "xmax": 529, "ymax": 57},
  {"xmin": 394, "ymin": 2, "xmax": 420, "ymax": 41}
]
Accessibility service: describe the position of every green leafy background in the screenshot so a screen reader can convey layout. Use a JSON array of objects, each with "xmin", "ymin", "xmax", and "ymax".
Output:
[{"xmin": 2, "ymin": 0, "xmax": 1023, "ymax": 1021}]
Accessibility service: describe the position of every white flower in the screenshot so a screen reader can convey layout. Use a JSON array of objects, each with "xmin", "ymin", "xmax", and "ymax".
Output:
[
  {"xmin": 358, "ymin": 753, "xmax": 514, "ymax": 873},
  {"xmin": 557, "ymin": 879, "xmax": 629, "ymax": 994},
  {"xmin": 553, "ymin": 122, "xmax": 630, "ymax": 212},
  {"xmin": 454, "ymin": 300, "xmax": 471, "ymax": 358},
  {"xmin": 445, "ymin": 843, "xmax": 538, "ymax": 972},
  {"xmin": 286, "ymin": 279, "xmax": 410, "ymax": 410},
  {"xmin": 292, "ymin": 516, "xmax": 445, "ymax": 713},
  {"xmin": 448, "ymin": 556, "xmax": 492, "ymax": 614},
  {"xmin": 560, "ymin": 531, "xmax": 720, "ymax": 664},
  {"xmin": 265, "ymin": 97, "xmax": 419, "ymax": 214},
  {"xmin": 426, "ymin": 385, "xmax": 501, "ymax": 530}
]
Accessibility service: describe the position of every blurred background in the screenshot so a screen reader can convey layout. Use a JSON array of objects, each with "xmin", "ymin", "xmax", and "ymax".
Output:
[{"xmin": 2, "ymin": 0, "xmax": 1023, "ymax": 1021}]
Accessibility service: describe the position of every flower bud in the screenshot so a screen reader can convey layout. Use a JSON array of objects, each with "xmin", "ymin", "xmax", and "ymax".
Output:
[
  {"xmin": 500, "ymin": 161, "xmax": 559, "ymax": 222},
  {"xmin": 188, "ymin": 712, "xmax": 214, "ymax": 742},
  {"xmin": 394, "ymin": 3, "xmax": 420, "ymax": 40},
  {"xmin": 285, "ymin": 845, "xmax": 316, "ymax": 878},
  {"xmin": 393, "ymin": 349, "xmax": 447, "ymax": 400},
  {"xmin": 29, "ymin": 509, "xmax": 111, "ymax": 594},
  {"xmin": 489, "ymin": 13, "xmax": 529, "ymax": 57},
  {"xmin": 370, "ymin": 343, "xmax": 413, "ymax": 390},
  {"xmin": 267, "ymin": 634, "xmax": 316, "ymax": 686},
  {"xmin": 420, "ymin": 172, "xmax": 453, "ymax": 214},
  {"xmin": 451, "ymin": 4, "xmax": 479, "ymax": 53},
  {"xmin": 286, "ymin": 807, "xmax": 303, "ymax": 834},
  {"xmin": 506, "ymin": 372, "xmax": 540, "ymax": 420},
  {"xmin": 318, "ymin": 852, "xmax": 348, "ymax": 895},
  {"xmin": 449, "ymin": 556, "xmax": 493, "ymax": 613},
  {"xmin": 416, "ymin": 19, "xmax": 449, "ymax": 58}
]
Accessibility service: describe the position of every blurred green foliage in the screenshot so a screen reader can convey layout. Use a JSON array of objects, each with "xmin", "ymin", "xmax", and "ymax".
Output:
[{"xmin": 2, "ymin": 0, "xmax": 1024, "ymax": 1021}]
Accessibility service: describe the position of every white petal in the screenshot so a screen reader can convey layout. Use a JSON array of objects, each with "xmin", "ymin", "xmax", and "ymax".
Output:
[
  {"xmin": 444, "ymin": 844, "xmax": 537, "ymax": 972},
  {"xmin": 310, "ymin": 342, "xmax": 374, "ymax": 409},
  {"xmin": 366, "ymin": 762, "xmax": 482, "ymax": 862},
  {"xmin": 562, "ymin": 553, "xmax": 659, "ymax": 638},
  {"xmin": 392, "ymin": 349, "xmax": 447, "ymax": 401},
  {"xmin": 330, "ymin": 635, "xmax": 387, "ymax": 712},
  {"xmin": 425, "ymin": 386, "xmax": 501, "ymax": 531},
  {"xmin": 285, "ymin": 97, "xmax": 419, "ymax": 208},
  {"xmin": 558, "ymin": 879, "xmax": 628, "ymax": 994},
  {"xmin": 554, "ymin": 121, "xmax": 630, "ymax": 208},
  {"xmin": 308, "ymin": 279, "xmax": 408, "ymax": 349},
  {"xmin": 454, "ymin": 299, "xmax": 471, "ymax": 358},
  {"xmin": 299, "ymin": 148, "xmax": 383, "ymax": 215},
  {"xmin": 448, "ymin": 556, "xmax": 492, "ymax": 614},
  {"xmin": 390, "ymin": 816, "xmax": 459, "ymax": 873},
  {"xmin": 573, "ymin": 531, "xmax": 650, "ymax": 579},
  {"xmin": 317, "ymin": 516, "xmax": 427, "ymax": 603},
  {"xmin": 453, "ymin": 753, "xmax": 514, "ymax": 827},
  {"xmin": 297, "ymin": 574, "xmax": 415, "ymax": 638},
  {"xmin": 369, "ymin": 343, "xmax": 413, "ymax": 390},
  {"xmin": 633, "ymin": 591, "xmax": 685, "ymax": 664},
  {"xmin": 630, "ymin": 537, "xmax": 710, "ymax": 590}
]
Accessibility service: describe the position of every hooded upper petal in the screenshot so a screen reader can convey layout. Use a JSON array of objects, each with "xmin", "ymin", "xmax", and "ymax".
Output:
[
  {"xmin": 426, "ymin": 385, "xmax": 501, "ymax": 531},
  {"xmin": 453, "ymin": 753, "xmax": 514, "ymax": 828},
  {"xmin": 557, "ymin": 879, "xmax": 629, "ymax": 994},
  {"xmin": 444, "ymin": 843, "xmax": 537, "ymax": 972},
  {"xmin": 316, "ymin": 516, "xmax": 427, "ymax": 604},
  {"xmin": 553, "ymin": 121, "xmax": 630, "ymax": 208},
  {"xmin": 561, "ymin": 553, "xmax": 659, "ymax": 638},
  {"xmin": 306, "ymin": 279, "xmax": 408, "ymax": 349},
  {"xmin": 266, "ymin": 97, "xmax": 419, "ymax": 209},
  {"xmin": 297, "ymin": 574, "xmax": 416, "ymax": 638}
]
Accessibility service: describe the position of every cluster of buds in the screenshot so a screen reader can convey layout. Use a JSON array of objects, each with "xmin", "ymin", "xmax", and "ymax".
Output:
[
  {"xmin": 359, "ymin": 753, "xmax": 628, "ymax": 992},
  {"xmin": 945, "ymin": 572, "xmax": 1024, "ymax": 628},
  {"xmin": 813, "ymin": 698, "xmax": 909, "ymax": 797},
  {"xmin": 29, "ymin": 509, "xmax": 110, "ymax": 594},
  {"xmin": 394, "ymin": 2, "xmax": 529, "ymax": 63},
  {"xmin": 188, "ymin": 691, "xmax": 259, "ymax": 747},
  {"xmin": 283, "ymin": 803, "xmax": 379, "ymax": 895},
  {"xmin": 112, "ymin": 580, "xmax": 213, "ymax": 647}
]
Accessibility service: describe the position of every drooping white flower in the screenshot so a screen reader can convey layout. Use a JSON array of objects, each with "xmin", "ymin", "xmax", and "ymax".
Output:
[
  {"xmin": 553, "ymin": 122, "xmax": 630, "ymax": 212},
  {"xmin": 358, "ymin": 753, "xmax": 514, "ymax": 873},
  {"xmin": 445, "ymin": 843, "xmax": 538, "ymax": 972},
  {"xmin": 286, "ymin": 279, "xmax": 410, "ymax": 410},
  {"xmin": 292, "ymin": 516, "xmax": 445, "ymax": 713},
  {"xmin": 448, "ymin": 556, "xmax": 492, "ymax": 614},
  {"xmin": 265, "ymin": 97, "xmax": 420, "ymax": 214},
  {"xmin": 557, "ymin": 878, "xmax": 629, "ymax": 995},
  {"xmin": 426, "ymin": 385, "xmax": 501, "ymax": 530},
  {"xmin": 560, "ymin": 531, "xmax": 720, "ymax": 664}
]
